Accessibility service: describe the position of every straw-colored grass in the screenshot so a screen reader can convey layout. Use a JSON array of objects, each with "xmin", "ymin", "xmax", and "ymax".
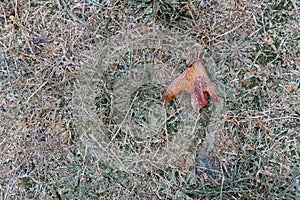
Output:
[{"xmin": 1, "ymin": 0, "xmax": 299, "ymax": 199}]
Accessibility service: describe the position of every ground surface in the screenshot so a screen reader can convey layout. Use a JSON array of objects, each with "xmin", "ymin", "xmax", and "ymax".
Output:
[{"xmin": 0, "ymin": 0, "xmax": 299, "ymax": 199}]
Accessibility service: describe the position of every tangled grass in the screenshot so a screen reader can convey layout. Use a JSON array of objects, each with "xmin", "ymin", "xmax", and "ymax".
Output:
[{"xmin": 0, "ymin": 0, "xmax": 299, "ymax": 199}]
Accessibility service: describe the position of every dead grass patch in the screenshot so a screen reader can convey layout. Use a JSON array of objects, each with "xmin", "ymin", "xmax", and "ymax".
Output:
[{"xmin": 0, "ymin": 0, "xmax": 299, "ymax": 199}]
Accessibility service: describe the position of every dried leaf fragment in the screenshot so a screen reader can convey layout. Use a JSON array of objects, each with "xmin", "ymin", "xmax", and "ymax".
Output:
[{"xmin": 164, "ymin": 60, "xmax": 220, "ymax": 112}]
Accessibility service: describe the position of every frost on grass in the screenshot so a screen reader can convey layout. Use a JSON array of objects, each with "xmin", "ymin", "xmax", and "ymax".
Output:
[{"xmin": 75, "ymin": 26, "xmax": 225, "ymax": 175}]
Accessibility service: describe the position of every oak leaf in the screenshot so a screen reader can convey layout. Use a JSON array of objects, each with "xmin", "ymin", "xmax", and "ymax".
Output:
[{"xmin": 164, "ymin": 60, "xmax": 220, "ymax": 112}]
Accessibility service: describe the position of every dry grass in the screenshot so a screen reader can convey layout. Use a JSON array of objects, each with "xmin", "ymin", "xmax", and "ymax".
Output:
[{"xmin": 0, "ymin": 0, "xmax": 299, "ymax": 199}]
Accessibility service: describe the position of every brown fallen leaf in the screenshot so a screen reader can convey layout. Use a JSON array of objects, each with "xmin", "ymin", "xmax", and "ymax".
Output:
[{"xmin": 164, "ymin": 60, "xmax": 220, "ymax": 112}]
